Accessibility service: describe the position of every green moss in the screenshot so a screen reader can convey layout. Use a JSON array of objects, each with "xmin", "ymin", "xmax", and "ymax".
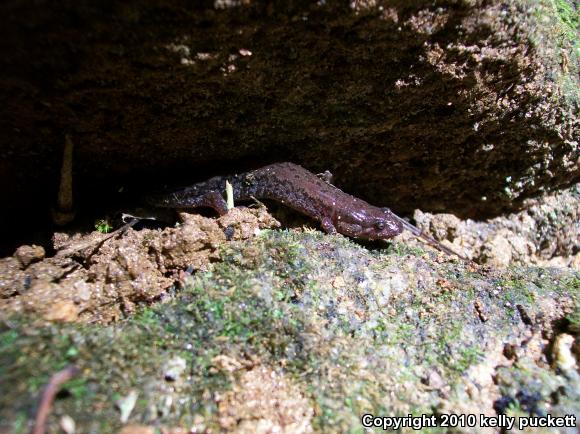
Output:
[
  {"xmin": 529, "ymin": 0, "xmax": 579, "ymax": 49},
  {"xmin": 385, "ymin": 242, "xmax": 426, "ymax": 257},
  {"xmin": 494, "ymin": 268, "xmax": 571, "ymax": 316},
  {"xmin": 11, "ymin": 413, "xmax": 27, "ymax": 434},
  {"xmin": 454, "ymin": 346, "xmax": 484, "ymax": 373},
  {"xmin": 563, "ymin": 275, "xmax": 580, "ymax": 332},
  {"xmin": 66, "ymin": 376, "xmax": 90, "ymax": 400},
  {"xmin": 0, "ymin": 329, "xmax": 18, "ymax": 349},
  {"xmin": 527, "ymin": 0, "xmax": 580, "ymax": 105},
  {"xmin": 553, "ymin": 0, "xmax": 579, "ymax": 41},
  {"xmin": 1, "ymin": 232, "xmax": 578, "ymax": 432}
]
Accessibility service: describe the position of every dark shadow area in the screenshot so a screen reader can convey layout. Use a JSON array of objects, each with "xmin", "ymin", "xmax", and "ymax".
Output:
[{"xmin": 0, "ymin": 0, "xmax": 577, "ymax": 254}]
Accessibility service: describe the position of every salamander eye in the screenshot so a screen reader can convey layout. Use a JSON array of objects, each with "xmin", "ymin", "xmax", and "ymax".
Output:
[{"xmin": 375, "ymin": 222, "xmax": 385, "ymax": 230}]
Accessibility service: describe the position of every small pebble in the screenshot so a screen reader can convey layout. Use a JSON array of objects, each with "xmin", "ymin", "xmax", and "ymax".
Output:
[
  {"xmin": 164, "ymin": 356, "xmax": 187, "ymax": 381},
  {"xmin": 552, "ymin": 334, "xmax": 576, "ymax": 372},
  {"xmin": 116, "ymin": 390, "xmax": 138, "ymax": 423},
  {"xmin": 14, "ymin": 244, "xmax": 45, "ymax": 268},
  {"xmin": 60, "ymin": 415, "xmax": 76, "ymax": 434}
]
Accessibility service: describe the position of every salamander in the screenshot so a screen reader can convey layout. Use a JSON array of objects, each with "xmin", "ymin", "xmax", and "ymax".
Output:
[{"xmin": 145, "ymin": 162, "xmax": 403, "ymax": 240}]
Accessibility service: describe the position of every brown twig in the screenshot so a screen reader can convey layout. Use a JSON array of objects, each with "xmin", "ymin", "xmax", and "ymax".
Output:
[
  {"xmin": 33, "ymin": 365, "xmax": 80, "ymax": 434},
  {"xmin": 55, "ymin": 218, "xmax": 139, "ymax": 259},
  {"xmin": 391, "ymin": 213, "xmax": 471, "ymax": 262},
  {"xmin": 52, "ymin": 135, "xmax": 76, "ymax": 226}
]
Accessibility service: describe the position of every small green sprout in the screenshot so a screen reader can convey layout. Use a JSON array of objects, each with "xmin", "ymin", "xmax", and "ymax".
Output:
[{"xmin": 95, "ymin": 219, "xmax": 113, "ymax": 234}]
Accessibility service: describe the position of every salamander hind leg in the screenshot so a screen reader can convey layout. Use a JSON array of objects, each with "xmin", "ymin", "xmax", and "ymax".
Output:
[{"xmin": 321, "ymin": 217, "xmax": 337, "ymax": 234}]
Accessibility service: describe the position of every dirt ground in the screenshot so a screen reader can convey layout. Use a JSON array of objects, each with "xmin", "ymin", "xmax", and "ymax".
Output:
[{"xmin": 0, "ymin": 206, "xmax": 279, "ymax": 323}]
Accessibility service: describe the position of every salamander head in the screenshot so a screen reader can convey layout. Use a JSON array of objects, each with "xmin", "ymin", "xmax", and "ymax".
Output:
[{"xmin": 336, "ymin": 206, "xmax": 403, "ymax": 240}]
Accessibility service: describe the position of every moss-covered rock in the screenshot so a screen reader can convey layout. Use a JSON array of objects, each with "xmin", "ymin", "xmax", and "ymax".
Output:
[{"xmin": 1, "ymin": 231, "xmax": 578, "ymax": 432}]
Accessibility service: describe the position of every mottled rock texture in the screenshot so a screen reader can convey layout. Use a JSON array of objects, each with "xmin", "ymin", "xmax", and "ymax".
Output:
[
  {"xmin": 0, "ymin": 0, "xmax": 577, "ymax": 250},
  {"xmin": 1, "ymin": 230, "xmax": 578, "ymax": 432}
]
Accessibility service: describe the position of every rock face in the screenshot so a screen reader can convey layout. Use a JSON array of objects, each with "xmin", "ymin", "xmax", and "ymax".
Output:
[
  {"xmin": 412, "ymin": 185, "xmax": 580, "ymax": 269},
  {"xmin": 0, "ymin": 0, "xmax": 577, "ymax": 249}
]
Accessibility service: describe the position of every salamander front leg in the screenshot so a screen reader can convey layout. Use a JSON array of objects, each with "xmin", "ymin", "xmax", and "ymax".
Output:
[
  {"xmin": 321, "ymin": 217, "xmax": 337, "ymax": 234},
  {"xmin": 317, "ymin": 170, "xmax": 334, "ymax": 185},
  {"xmin": 199, "ymin": 191, "xmax": 229, "ymax": 216}
]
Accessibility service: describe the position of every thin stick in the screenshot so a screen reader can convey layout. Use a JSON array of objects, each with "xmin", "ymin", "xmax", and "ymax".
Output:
[
  {"xmin": 55, "ymin": 218, "xmax": 139, "ymax": 258},
  {"xmin": 33, "ymin": 365, "xmax": 80, "ymax": 434},
  {"xmin": 391, "ymin": 213, "xmax": 469, "ymax": 261},
  {"xmin": 52, "ymin": 135, "xmax": 76, "ymax": 226},
  {"xmin": 58, "ymin": 135, "xmax": 74, "ymax": 212}
]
